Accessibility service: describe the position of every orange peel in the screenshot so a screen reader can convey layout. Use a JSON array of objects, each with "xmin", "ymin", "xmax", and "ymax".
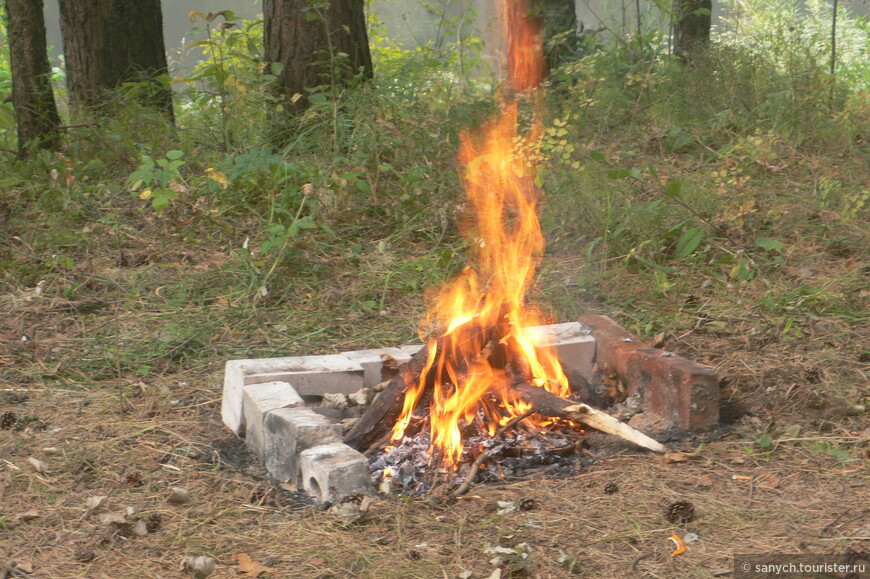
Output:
[{"xmin": 668, "ymin": 534, "xmax": 687, "ymax": 557}]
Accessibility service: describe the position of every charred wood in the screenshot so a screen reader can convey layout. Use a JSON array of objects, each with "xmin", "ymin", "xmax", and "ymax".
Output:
[{"xmin": 513, "ymin": 382, "xmax": 666, "ymax": 453}]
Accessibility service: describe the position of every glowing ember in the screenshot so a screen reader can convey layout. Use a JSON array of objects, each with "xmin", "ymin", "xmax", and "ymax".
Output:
[{"xmin": 391, "ymin": 0, "xmax": 570, "ymax": 467}]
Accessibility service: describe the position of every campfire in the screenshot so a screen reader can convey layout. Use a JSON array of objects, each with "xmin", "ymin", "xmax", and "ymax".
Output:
[
  {"xmin": 221, "ymin": 0, "xmax": 720, "ymax": 506},
  {"xmin": 342, "ymin": 0, "xmax": 665, "ymax": 494}
]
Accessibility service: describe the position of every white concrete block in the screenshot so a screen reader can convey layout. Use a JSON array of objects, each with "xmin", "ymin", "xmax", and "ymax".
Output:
[
  {"xmin": 264, "ymin": 407, "xmax": 342, "ymax": 484},
  {"xmin": 242, "ymin": 382, "xmax": 304, "ymax": 459},
  {"xmin": 525, "ymin": 322, "xmax": 596, "ymax": 382},
  {"xmin": 343, "ymin": 346, "xmax": 418, "ymax": 387},
  {"xmin": 299, "ymin": 442, "xmax": 372, "ymax": 504},
  {"xmin": 222, "ymin": 355, "xmax": 364, "ymax": 434},
  {"xmin": 244, "ymin": 368, "xmax": 365, "ymax": 397},
  {"xmin": 221, "ymin": 359, "xmax": 251, "ymax": 435}
]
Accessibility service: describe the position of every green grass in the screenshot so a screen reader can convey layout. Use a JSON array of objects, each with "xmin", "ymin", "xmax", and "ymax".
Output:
[{"xmin": 1, "ymin": 21, "xmax": 867, "ymax": 415}]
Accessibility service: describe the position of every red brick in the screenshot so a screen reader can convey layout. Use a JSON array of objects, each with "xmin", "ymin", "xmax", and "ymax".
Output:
[{"xmin": 579, "ymin": 315, "xmax": 719, "ymax": 432}]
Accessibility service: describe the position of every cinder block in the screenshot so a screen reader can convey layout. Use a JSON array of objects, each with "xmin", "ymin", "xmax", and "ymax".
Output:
[
  {"xmin": 222, "ymin": 355, "xmax": 364, "ymax": 434},
  {"xmin": 264, "ymin": 407, "xmax": 342, "ymax": 484},
  {"xmin": 299, "ymin": 442, "xmax": 372, "ymax": 504},
  {"xmin": 579, "ymin": 314, "xmax": 720, "ymax": 432},
  {"xmin": 343, "ymin": 347, "xmax": 417, "ymax": 387},
  {"xmin": 525, "ymin": 322, "xmax": 596, "ymax": 382},
  {"xmin": 242, "ymin": 382, "xmax": 304, "ymax": 459}
]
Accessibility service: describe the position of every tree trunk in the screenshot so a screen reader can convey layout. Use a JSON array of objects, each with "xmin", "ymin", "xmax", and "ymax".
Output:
[
  {"xmin": 673, "ymin": 0, "xmax": 712, "ymax": 63},
  {"xmin": 263, "ymin": 0, "xmax": 373, "ymax": 142},
  {"xmin": 530, "ymin": 0, "xmax": 578, "ymax": 71},
  {"xmin": 5, "ymin": 0, "xmax": 60, "ymax": 157},
  {"xmin": 58, "ymin": 0, "xmax": 173, "ymax": 121}
]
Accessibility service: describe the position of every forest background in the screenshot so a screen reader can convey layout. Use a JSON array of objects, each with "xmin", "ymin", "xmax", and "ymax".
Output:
[{"xmin": 0, "ymin": 1, "xmax": 868, "ymax": 577}]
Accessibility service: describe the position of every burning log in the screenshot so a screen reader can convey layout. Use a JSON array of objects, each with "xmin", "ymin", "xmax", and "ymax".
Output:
[
  {"xmin": 345, "ymin": 341, "xmax": 666, "ymax": 458},
  {"xmin": 344, "ymin": 342, "xmax": 434, "ymax": 453},
  {"xmin": 345, "ymin": 338, "xmax": 615, "ymax": 455},
  {"xmin": 512, "ymin": 382, "xmax": 667, "ymax": 453}
]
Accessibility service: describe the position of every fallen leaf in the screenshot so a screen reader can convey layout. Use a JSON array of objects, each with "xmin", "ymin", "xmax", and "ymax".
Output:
[
  {"xmin": 17, "ymin": 508, "xmax": 40, "ymax": 521},
  {"xmin": 665, "ymin": 452, "xmax": 690, "ymax": 464},
  {"xmin": 497, "ymin": 500, "xmax": 517, "ymax": 515},
  {"xmin": 696, "ymin": 474, "xmax": 714, "ymax": 487},
  {"xmin": 27, "ymin": 456, "xmax": 48, "ymax": 473},
  {"xmin": 309, "ymin": 558, "xmax": 325, "ymax": 566},
  {"xmin": 99, "ymin": 511, "xmax": 128, "ymax": 525},
  {"xmin": 204, "ymin": 168, "xmax": 229, "ymax": 189},
  {"xmin": 232, "ymin": 553, "xmax": 271, "ymax": 578},
  {"xmin": 85, "ymin": 495, "xmax": 109, "ymax": 516},
  {"xmin": 757, "ymin": 474, "xmax": 780, "ymax": 490},
  {"xmin": 14, "ymin": 561, "xmax": 34, "ymax": 573}
]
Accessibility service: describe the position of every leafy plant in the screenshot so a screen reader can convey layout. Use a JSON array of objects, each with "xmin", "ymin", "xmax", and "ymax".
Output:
[
  {"xmin": 809, "ymin": 441, "xmax": 856, "ymax": 463},
  {"xmin": 177, "ymin": 11, "xmax": 265, "ymax": 150},
  {"xmin": 718, "ymin": 0, "xmax": 870, "ymax": 92},
  {"xmin": 0, "ymin": 7, "xmax": 14, "ymax": 132},
  {"xmin": 127, "ymin": 150, "xmax": 186, "ymax": 212}
]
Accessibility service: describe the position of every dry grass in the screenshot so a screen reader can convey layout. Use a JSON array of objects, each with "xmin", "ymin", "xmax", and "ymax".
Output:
[
  {"xmin": 2, "ymin": 300, "xmax": 867, "ymax": 578},
  {"xmin": 2, "ymin": 202, "xmax": 868, "ymax": 579}
]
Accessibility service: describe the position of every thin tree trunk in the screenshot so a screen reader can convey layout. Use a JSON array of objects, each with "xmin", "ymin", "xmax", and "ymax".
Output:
[
  {"xmin": 531, "ymin": 0, "xmax": 579, "ymax": 71},
  {"xmin": 673, "ymin": 0, "xmax": 712, "ymax": 63},
  {"xmin": 6, "ymin": 0, "xmax": 60, "ymax": 157},
  {"xmin": 58, "ymin": 0, "xmax": 173, "ymax": 121}
]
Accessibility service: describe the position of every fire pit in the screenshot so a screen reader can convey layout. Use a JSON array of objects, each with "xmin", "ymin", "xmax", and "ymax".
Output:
[
  {"xmin": 220, "ymin": 0, "xmax": 719, "ymax": 505},
  {"xmin": 220, "ymin": 317, "xmax": 718, "ymax": 504}
]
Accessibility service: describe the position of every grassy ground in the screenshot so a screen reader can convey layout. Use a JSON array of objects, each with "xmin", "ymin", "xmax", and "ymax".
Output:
[{"xmin": 1, "ymin": 33, "xmax": 869, "ymax": 579}]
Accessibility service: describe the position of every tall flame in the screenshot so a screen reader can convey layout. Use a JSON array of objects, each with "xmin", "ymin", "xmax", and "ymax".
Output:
[{"xmin": 391, "ymin": 0, "xmax": 568, "ymax": 467}]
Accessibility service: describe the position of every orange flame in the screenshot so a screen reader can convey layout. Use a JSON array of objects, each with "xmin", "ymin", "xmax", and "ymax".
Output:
[{"xmin": 391, "ymin": 0, "xmax": 568, "ymax": 468}]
